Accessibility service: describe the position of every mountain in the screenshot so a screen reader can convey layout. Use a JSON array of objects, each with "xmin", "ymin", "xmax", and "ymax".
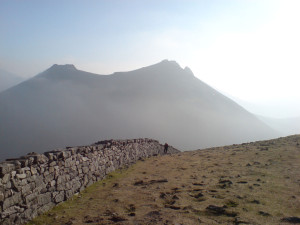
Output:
[
  {"xmin": 258, "ymin": 115, "xmax": 300, "ymax": 136},
  {"xmin": 0, "ymin": 60, "xmax": 278, "ymax": 160},
  {"xmin": 0, "ymin": 69, "xmax": 24, "ymax": 92}
]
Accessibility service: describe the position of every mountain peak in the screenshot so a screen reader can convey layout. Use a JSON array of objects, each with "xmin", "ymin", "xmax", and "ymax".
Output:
[
  {"xmin": 49, "ymin": 64, "xmax": 77, "ymax": 71},
  {"xmin": 159, "ymin": 59, "xmax": 181, "ymax": 68},
  {"xmin": 152, "ymin": 60, "xmax": 195, "ymax": 78},
  {"xmin": 184, "ymin": 66, "xmax": 194, "ymax": 76},
  {"xmin": 37, "ymin": 64, "xmax": 79, "ymax": 80}
]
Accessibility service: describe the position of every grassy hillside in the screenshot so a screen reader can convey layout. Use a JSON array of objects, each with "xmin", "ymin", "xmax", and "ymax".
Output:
[{"xmin": 28, "ymin": 135, "xmax": 300, "ymax": 224}]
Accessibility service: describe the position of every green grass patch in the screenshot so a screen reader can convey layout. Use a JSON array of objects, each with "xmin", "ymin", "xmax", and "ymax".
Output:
[{"xmin": 26, "ymin": 164, "xmax": 137, "ymax": 225}]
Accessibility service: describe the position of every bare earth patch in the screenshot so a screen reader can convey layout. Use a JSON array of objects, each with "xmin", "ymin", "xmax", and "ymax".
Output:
[{"xmin": 28, "ymin": 135, "xmax": 300, "ymax": 225}]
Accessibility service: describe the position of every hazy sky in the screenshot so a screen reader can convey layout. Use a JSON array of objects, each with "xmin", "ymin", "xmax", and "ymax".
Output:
[{"xmin": 1, "ymin": 0, "xmax": 300, "ymax": 118}]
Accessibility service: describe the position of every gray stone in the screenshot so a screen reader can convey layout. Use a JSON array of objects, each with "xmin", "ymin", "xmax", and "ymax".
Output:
[
  {"xmin": 35, "ymin": 154, "xmax": 48, "ymax": 164},
  {"xmin": 30, "ymin": 167, "xmax": 37, "ymax": 175},
  {"xmin": 37, "ymin": 202, "xmax": 55, "ymax": 215},
  {"xmin": 25, "ymin": 192, "xmax": 38, "ymax": 205},
  {"xmin": 16, "ymin": 173, "xmax": 26, "ymax": 179},
  {"xmin": 65, "ymin": 189, "xmax": 74, "ymax": 199},
  {"xmin": 2, "ymin": 174, "xmax": 10, "ymax": 184},
  {"xmin": 83, "ymin": 175, "xmax": 88, "ymax": 186},
  {"xmin": 1, "ymin": 206, "xmax": 18, "ymax": 218},
  {"xmin": 2, "ymin": 192, "xmax": 22, "ymax": 210},
  {"xmin": 4, "ymin": 181, "xmax": 11, "ymax": 189},
  {"xmin": 82, "ymin": 167, "xmax": 89, "ymax": 173},
  {"xmin": 44, "ymin": 173, "xmax": 54, "ymax": 183},
  {"xmin": 37, "ymin": 193, "xmax": 51, "ymax": 206},
  {"xmin": 22, "ymin": 208, "xmax": 34, "ymax": 220},
  {"xmin": 56, "ymin": 183, "xmax": 65, "ymax": 191},
  {"xmin": 21, "ymin": 183, "xmax": 33, "ymax": 196},
  {"xmin": 49, "ymin": 161, "xmax": 56, "ymax": 167},
  {"xmin": 34, "ymin": 175, "xmax": 44, "ymax": 187},
  {"xmin": 56, "ymin": 175, "xmax": 66, "ymax": 185},
  {"xmin": 0, "ymin": 163, "xmax": 15, "ymax": 176},
  {"xmin": 82, "ymin": 157, "xmax": 89, "ymax": 162},
  {"xmin": 11, "ymin": 179, "xmax": 22, "ymax": 192},
  {"xmin": 48, "ymin": 186, "xmax": 56, "ymax": 192},
  {"xmin": 53, "ymin": 191, "xmax": 64, "ymax": 203},
  {"xmin": 50, "ymin": 180, "xmax": 56, "ymax": 187},
  {"xmin": 0, "ymin": 191, "xmax": 4, "ymax": 202},
  {"xmin": 11, "ymin": 171, "xmax": 16, "ymax": 178},
  {"xmin": 48, "ymin": 166, "xmax": 54, "ymax": 173}
]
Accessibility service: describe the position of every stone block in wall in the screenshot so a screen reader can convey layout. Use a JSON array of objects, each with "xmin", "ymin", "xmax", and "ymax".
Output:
[
  {"xmin": 48, "ymin": 166, "xmax": 54, "ymax": 174},
  {"xmin": 40, "ymin": 187, "xmax": 48, "ymax": 194},
  {"xmin": 56, "ymin": 183, "xmax": 65, "ymax": 192},
  {"xmin": 0, "ymin": 189, "xmax": 4, "ymax": 202},
  {"xmin": 82, "ymin": 161, "xmax": 89, "ymax": 167},
  {"xmin": 83, "ymin": 175, "xmax": 88, "ymax": 186},
  {"xmin": 34, "ymin": 154, "xmax": 49, "ymax": 164},
  {"xmin": 37, "ymin": 193, "xmax": 51, "ymax": 206},
  {"xmin": 65, "ymin": 190, "xmax": 74, "ymax": 199},
  {"xmin": 82, "ymin": 166, "xmax": 89, "ymax": 174},
  {"xmin": 0, "ymin": 163, "xmax": 15, "ymax": 176},
  {"xmin": 64, "ymin": 157, "xmax": 74, "ymax": 168},
  {"xmin": 2, "ymin": 174, "xmax": 10, "ymax": 184},
  {"xmin": 56, "ymin": 175, "xmax": 66, "ymax": 185},
  {"xmin": 89, "ymin": 164, "xmax": 96, "ymax": 172},
  {"xmin": 2, "ymin": 192, "xmax": 22, "ymax": 211},
  {"xmin": 16, "ymin": 173, "xmax": 27, "ymax": 179},
  {"xmin": 37, "ymin": 202, "xmax": 55, "ymax": 215},
  {"xmin": 4, "ymin": 189, "xmax": 13, "ymax": 199},
  {"xmin": 1, "ymin": 205, "xmax": 19, "ymax": 219},
  {"xmin": 33, "ymin": 182, "xmax": 46, "ymax": 194},
  {"xmin": 34, "ymin": 175, "xmax": 44, "ymax": 188},
  {"xmin": 44, "ymin": 173, "xmax": 54, "ymax": 184},
  {"xmin": 21, "ymin": 183, "xmax": 34, "ymax": 197},
  {"xmin": 27, "ymin": 174, "xmax": 37, "ymax": 183},
  {"xmin": 45, "ymin": 153, "xmax": 54, "ymax": 161},
  {"xmin": 22, "ymin": 207, "xmax": 37, "ymax": 221},
  {"xmin": 24, "ymin": 192, "xmax": 38, "ymax": 206},
  {"xmin": 49, "ymin": 161, "xmax": 56, "ymax": 167},
  {"xmin": 49, "ymin": 180, "xmax": 56, "ymax": 187},
  {"xmin": 52, "ymin": 191, "xmax": 64, "ymax": 203},
  {"xmin": 47, "ymin": 186, "xmax": 56, "ymax": 193},
  {"xmin": 30, "ymin": 166, "xmax": 38, "ymax": 175}
]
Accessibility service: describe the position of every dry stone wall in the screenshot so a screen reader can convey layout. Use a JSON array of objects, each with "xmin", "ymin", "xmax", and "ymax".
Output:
[{"xmin": 0, "ymin": 138, "xmax": 179, "ymax": 225}]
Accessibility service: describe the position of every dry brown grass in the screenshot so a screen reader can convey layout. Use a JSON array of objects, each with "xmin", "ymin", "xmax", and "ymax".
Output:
[{"xmin": 28, "ymin": 135, "xmax": 300, "ymax": 225}]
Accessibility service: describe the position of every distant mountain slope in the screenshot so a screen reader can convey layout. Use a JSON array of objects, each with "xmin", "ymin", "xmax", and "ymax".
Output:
[
  {"xmin": 0, "ymin": 69, "xmax": 24, "ymax": 92},
  {"xmin": 258, "ymin": 115, "xmax": 300, "ymax": 136},
  {"xmin": 0, "ymin": 60, "xmax": 278, "ymax": 160}
]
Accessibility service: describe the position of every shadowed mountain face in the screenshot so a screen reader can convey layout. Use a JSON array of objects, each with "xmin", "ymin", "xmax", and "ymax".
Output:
[
  {"xmin": 0, "ymin": 60, "xmax": 278, "ymax": 160},
  {"xmin": 0, "ymin": 69, "xmax": 24, "ymax": 92}
]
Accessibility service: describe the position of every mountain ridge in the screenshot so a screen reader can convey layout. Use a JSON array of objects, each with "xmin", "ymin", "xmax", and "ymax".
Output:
[
  {"xmin": 0, "ymin": 60, "xmax": 279, "ymax": 160},
  {"xmin": 0, "ymin": 68, "xmax": 24, "ymax": 92}
]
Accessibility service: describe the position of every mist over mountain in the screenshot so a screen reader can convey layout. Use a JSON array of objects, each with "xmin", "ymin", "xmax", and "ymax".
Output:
[
  {"xmin": 0, "ymin": 69, "xmax": 24, "ymax": 92},
  {"xmin": 0, "ymin": 60, "xmax": 279, "ymax": 161},
  {"xmin": 258, "ymin": 115, "xmax": 300, "ymax": 136}
]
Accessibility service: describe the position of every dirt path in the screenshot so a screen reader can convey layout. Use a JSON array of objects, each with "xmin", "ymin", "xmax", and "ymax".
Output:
[{"xmin": 28, "ymin": 135, "xmax": 300, "ymax": 225}]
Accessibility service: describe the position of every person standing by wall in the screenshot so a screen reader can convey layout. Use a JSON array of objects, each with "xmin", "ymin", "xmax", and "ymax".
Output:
[{"xmin": 164, "ymin": 143, "xmax": 169, "ymax": 154}]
